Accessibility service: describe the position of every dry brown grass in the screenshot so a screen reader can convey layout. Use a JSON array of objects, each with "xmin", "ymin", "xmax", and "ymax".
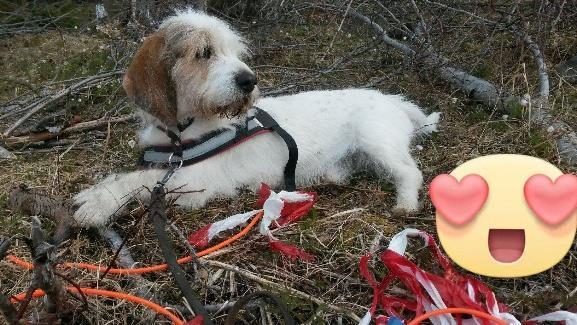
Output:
[{"xmin": 1, "ymin": 2, "xmax": 577, "ymax": 324}]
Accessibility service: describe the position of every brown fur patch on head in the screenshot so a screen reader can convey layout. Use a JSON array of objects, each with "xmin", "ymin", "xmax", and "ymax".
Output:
[
  {"xmin": 123, "ymin": 32, "xmax": 178, "ymax": 126},
  {"xmin": 125, "ymin": 19, "xmax": 257, "ymax": 123},
  {"xmin": 163, "ymin": 26, "xmax": 243, "ymax": 119},
  {"xmin": 164, "ymin": 27, "xmax": 215, "ymax": 118}
]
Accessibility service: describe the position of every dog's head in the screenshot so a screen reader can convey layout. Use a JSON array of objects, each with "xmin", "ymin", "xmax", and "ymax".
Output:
[{"xmin": 123, "ymin": 10, "xmax": 258, "ymax": 127}]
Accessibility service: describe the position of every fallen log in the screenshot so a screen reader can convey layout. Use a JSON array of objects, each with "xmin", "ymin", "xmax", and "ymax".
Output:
[{"xmin": 322, "ymin": 4, "xmax": 577, "ymax": 164}]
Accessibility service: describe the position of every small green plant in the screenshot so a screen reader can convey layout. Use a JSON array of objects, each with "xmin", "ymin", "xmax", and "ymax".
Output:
[
  {"xmin": 467, "ymin": 109, "xmax": 489, "ymax": 123},
  {"xmin": 530, "ymin": 132, "xmax": 554, "ymax": 157},
  {"xmin": 504, "ymin": 97, "xmax": 525, "ymax": 119},
  {"xmin": 472, "ymin": 64, "xmax": 492, "ymax": 79}
]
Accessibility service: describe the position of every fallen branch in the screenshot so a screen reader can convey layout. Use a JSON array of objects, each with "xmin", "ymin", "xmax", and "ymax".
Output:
[
  {"xmin": 0, "ymin": 238, "xmax": 17, "ymax": 323},
  {"xmin": 204, "ymin": 259, "xmax": 361, "ymax": 322},
  {"xmin": 7, "ymin": 187, "xmax": 193, "ymax": 317},
  {"xmin": 326, "ymin": 4, "xmax": 577, "ymax": 164},
  {"xmin": 98, "ymin": 228, "xmax": 138, "ymax": 270},
  {"xmin": 424, "ymin": 0, "xmax": 550, "ymax": 102},
  {"xmin": 0, "ymin": 294, "xmax": 17, "ymax": 325},
  {"xmin": 1, "ymin": 114, "xmax": 137, "ymax": 148},
  {"xmin": 0, "ymin": 146, "xmax": 14, "ymax": 159},
  {"xmin": 97, "ymin": 227, "xmax": 192, "ymax": 314},
  {"xmin": 423, "ymin": 1, "xmax": 577, "ymax": 162},
  {"xmin": 321, "ymin": 5, "xmax": 507, "ymax": 107},
  {"xmin": 8, "ymin": 185, "xmax": 76, "ymax": 243},
  {"xmin": 3, "ymin": 70, "xmax": 123, "ymax": 136},
  {"xmin": 15, "ymin": 217, "xmax": 70, "ymax": 323}
]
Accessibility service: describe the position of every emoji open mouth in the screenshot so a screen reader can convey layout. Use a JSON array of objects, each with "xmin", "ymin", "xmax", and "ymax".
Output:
[{"xmin": 488, "ymin": 229, "xmax": 525, "ymax": 263}]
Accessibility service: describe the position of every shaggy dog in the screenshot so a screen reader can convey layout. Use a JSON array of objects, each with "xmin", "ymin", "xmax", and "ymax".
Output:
[{"xmin": 73, "ymin": 9, "xmax": 440, "ymax": 227}]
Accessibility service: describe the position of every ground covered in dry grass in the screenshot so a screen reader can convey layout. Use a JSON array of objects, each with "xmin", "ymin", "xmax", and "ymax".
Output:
[{"xmin": 1, "ymin": 1, "xmax": 577, "ymax": 324}]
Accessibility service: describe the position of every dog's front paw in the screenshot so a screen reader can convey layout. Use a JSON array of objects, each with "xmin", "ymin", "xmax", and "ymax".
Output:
[{"xmin": 73, "ymin": 185, "xmax": 125, "ymax": 228}]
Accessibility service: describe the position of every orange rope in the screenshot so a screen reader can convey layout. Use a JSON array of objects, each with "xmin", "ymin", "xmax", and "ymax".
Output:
[
  {"xmin": 5, "ymin": 211, "xmax": 264, "ymax": 324},
  {"xmin": 3, "ymin": 212, "xmax": 510, "ymax": 325},
  {"xmin": 10, "ymin": 287, "xmax": 184, "ymax": 325},
  {"xmin": 407, "ymin": 307, "xmax": 508, "ymax": 325},
  {"xmin": 7, "ymin": 210, "xmax": 263, "ymax": 275}
]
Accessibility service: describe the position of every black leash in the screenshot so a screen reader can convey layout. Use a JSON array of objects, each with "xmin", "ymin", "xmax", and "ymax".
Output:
[
  {"xmin": 146, "ymin": 108, "xmax": 299, "ymax": 324},
  {"xmin": 149, "ymin": 165, "xmax": 295, "ymax": 324},
  {"xmin": 149, "ymin": 163, "xmax": 213, "ymax": 325}
]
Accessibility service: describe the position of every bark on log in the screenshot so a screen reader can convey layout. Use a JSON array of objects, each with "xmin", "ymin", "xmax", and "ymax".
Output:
[
  {"xmin": 331, "ymin": 5, "xmax": 577, "ymax": 164},
  {"xmin": 8, "ymin": 185, "xmax": 76, "ymax": 244}
]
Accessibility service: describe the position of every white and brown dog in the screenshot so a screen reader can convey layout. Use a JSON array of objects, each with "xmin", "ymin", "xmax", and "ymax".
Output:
[{"xmin": 73, "ymin": 9, "xmax": 440, "ymax": 227}]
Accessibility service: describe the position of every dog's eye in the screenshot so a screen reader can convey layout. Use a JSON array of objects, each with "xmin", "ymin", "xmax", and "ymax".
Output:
[{"xmin": 196, "ymin": 47, "xmax": 212, "ymax": 60}]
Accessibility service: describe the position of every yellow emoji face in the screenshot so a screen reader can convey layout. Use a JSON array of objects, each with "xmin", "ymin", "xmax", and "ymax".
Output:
[{"xmin": 432, "ymin": 154, "xmax": 577, "ymax": 277}]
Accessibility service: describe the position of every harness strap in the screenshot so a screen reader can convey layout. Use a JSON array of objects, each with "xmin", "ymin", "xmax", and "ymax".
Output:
[
  {"xmin": 253, "ymin": 109, "xmax": 298, "ymax": 192},
  {"xmin": 155, "ymin": 117, "xmax": 195, "ymax": 158},
  {"xmin": 140, "ymin": 107, "xmax": 298, "ymax": 192},
  {"xmin": 177, "ymin": 117, "xmax": 195, "ymax": 132}
]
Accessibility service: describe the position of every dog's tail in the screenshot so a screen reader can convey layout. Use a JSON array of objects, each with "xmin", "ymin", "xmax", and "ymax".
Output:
[{"xmin": 401, "ymin": 103, "xmax": 441, "ymax": 135}]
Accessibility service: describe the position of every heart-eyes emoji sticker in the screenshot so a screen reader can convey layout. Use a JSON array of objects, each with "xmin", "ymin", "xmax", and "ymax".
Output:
[{"xmin": 432, "ymin": 154, "xmax": 577, "ymax": 278}]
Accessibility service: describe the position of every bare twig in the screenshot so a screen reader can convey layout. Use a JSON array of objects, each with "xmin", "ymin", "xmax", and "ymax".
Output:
[
  {"xmin": 326, "ymin": 5, "xmax": 414, "ymax": 56},
  {"xmin": 14, "ymin": 217, "xmax": 69, "ymax": 323},
  {"xmin": 169, "ymin": 222, "xmax": 204, "ymax": 277},
  {"xmin": 372, "ymin": 0, "xmax": 413, "ymax": 37},
  {"xmin": 409, "ymin": 0, "xmax": 431, "ymax": 43},
  {"xmin": 327, "ymin": 4, "xmax": 577, "ymax": 163},
  {"xmin": 3, "ymin": 70, "xmax": 123, "ymax": 136},
  {"xmin": 424, "ymin": 0, "xmax": 493, "ymax": 24},
  {"xmin": 2, "ymin": 114, "xmax": 137, "ymax": 148},
  {"xmin": 0, "ymin": 294, "xmax": 17, "ymax": 324},
  {"xmin": 98, "ymin": 228, "xmax": 138, "ymax": 272},
  {"xmin": 204, "ymin": 259, "xmax": 361, "ymax": 322},
  {"xmin": 325, "ymin": 0, "xmax": 354, "ymax": 54},
  {"xmin": 54, "ymin": 271, "xmax": 88, "ymax": 312},
  {"xmin": 551, "ymin": 0, "xmax": 567, "ymax": 32}
]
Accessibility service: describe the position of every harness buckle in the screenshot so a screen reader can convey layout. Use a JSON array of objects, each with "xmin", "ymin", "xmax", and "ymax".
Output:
[{"xmin": 168, "ymin": 153, "xmax": 184, "ymax": 169}]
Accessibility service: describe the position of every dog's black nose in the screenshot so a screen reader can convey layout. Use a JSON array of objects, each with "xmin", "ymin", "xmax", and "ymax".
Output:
[{"xmin": 235, "ymin": 71, "xmax": 257, "ymax": 93}]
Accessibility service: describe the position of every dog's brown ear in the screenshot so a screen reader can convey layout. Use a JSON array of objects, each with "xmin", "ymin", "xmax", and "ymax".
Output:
[{"xmin": 123, "ymin": 33, "xmax": 178, "ymax": 126}]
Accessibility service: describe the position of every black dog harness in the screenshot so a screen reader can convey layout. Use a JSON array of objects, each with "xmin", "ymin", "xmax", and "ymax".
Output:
[{"xmin": 137, "ymin": 107, "xmax": 298, "ymax": 191}]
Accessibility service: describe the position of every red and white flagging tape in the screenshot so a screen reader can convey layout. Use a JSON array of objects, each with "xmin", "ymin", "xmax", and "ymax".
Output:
[
  {"xmin": 188, "ymin": 183, "xmax": 317, "ymax": 261},
  {"xmin": 359, "ymin": 228, "xmax": 577, "ymax": 325}
]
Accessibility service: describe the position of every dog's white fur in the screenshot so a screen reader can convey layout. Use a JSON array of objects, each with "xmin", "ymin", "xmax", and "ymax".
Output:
[{"xmin": 73, "ymin": 10, "xmax": 440, "ymax": 227}]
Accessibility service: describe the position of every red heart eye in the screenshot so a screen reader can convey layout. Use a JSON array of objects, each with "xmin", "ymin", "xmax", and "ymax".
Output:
[
  {"xmin": 429, "ymin": 174, "xmax": 489, "ymax": 226},
  {"xmin": 524, "ymin": 174, "xmax": 577, "ymax": 226}
]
